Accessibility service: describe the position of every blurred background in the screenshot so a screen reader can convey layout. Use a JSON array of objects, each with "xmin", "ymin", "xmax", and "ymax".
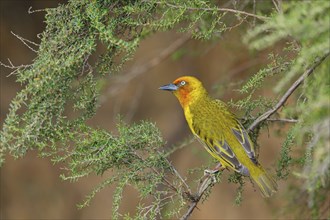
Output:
[{"xmin": 1, "ymin": 1, "xmax": 289, "ymax": 219}]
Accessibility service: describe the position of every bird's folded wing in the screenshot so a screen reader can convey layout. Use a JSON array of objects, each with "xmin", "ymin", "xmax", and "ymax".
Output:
[{"xmin": 231, "ymin": 124, "xmax": 258, "ymax": 165}]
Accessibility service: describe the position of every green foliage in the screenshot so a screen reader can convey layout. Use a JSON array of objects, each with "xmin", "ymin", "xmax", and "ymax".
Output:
[
  {"xmin": 1, "ymin": 0, "xmax": 329, "ymax": 219},
  {"xmin": 244, "ymin": 1, "xmax": 330, "ymax": 218},
  {"xmin": 276, "ymin": 126, "xmax": 295, "ymax": 179},
  {"xmin": 245, "ymin": 0, "xmax": 330, "ymax": 92},
  {"xmin": 228, "ymin": 173, "xmax": 244, "ymax": 205},
  {"xmin": 2, "ymin": 0, "xmax": 258, "ymax": 218}
]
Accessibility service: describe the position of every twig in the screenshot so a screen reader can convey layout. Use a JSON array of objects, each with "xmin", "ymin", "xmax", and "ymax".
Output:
[
  {"xmin": 181, "ymin": 165, "xmax": 224, "ymax": 220},
  {"xmin": 180, "ymin": 52, "xmax": 330, "ymax": 219},
  {"xmin": 133, "ymin": 152, "xmax": 183, "ymax": 195},
  {"xmin": 272, "ymin": 0, "xmax": 282, "ymax": 13},
  {"xmin": 272, "ymin": 0, "xmax": 281, "ymax": 13},
  {"xmin": 242, "ymin": 117, "xmax": 298, "ymax": 123},
  {"xmin": 248, "ymin": 52, "xmax": 330, "ymax": 132},
  {"xmin": 167, "ymin": 159, "xmax": 192, "ymax": 195},
  {"xmin": 180, "ymin": 177, "xmax": 210, "ymax": 220},
  {"xmin": 28, "ymin": 6, "xmax": 47, "ymax": 14},
  {"xmin": 0, "ymin": 58, "xmax": 32, "ymax": 77},
  {"xmin": 266, "ymin": 118, "xmax": 298, "ymax": 123},
  {"xmin": 154, "ymin": 1, "xmax": 268, "ymax": 21},
  {"xmin": 11, "ymin": 31, "xmax": 39, "ymax": 53}
]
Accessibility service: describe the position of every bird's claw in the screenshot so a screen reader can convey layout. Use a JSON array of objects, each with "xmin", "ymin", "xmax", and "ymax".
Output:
[
  {"xmin": 204, "ymin": 169, "xmax": 218, "ymax": 183},
  {"xmin": 204, "ymin": 169, "xmax": 219, "ymax": 175}
]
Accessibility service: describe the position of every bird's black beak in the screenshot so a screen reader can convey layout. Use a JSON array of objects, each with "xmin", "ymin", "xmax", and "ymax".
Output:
[{"xmin": 159, "ymin": 83, "xmax": 178, "ymax": 91}]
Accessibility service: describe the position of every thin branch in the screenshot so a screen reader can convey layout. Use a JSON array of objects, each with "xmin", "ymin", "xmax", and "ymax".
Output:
[
  {"xmin": 154, "ymin": 1, "xmax": 268, "ymax": 21},
  {"xmin": 181, "ymin": 164, "xmax": 224, "ymax": 220},
  {"xmin": 0, "ymin": 58, "xmax": 32, "ymax": 77},
  {"xmin": 180, "ymin": 52, "xmax": 330, "ymax": 219},
  {"xmin": 28, "ymin": 6, "xmax": 47, "ymax": 14},
  {"xmin": 167, "ymin": 159, "xmax": 192, "ymax": 195},
  {"xmin": 272, "ymin": 0, "xmax": 282, "ymax": 13},
  {"xmin": 165, "ymin": 136, "xmax": 195, "ymax": 157},
  {"xmin": 253, "ymin": 0, "xmax": 256, "ymax": 26},
  {"xmin": 272, "ymin": 0, "xmax": 281, "ymax": 13},
  {"xmin": 266, "ymin": 118, "xmax": 298, "ymax": 123},
  {"xmin": 11, "ymin": 31, "xmax": 39, "ymax": 53},
  {"xmin": 248, "ymin": 52, "xmax": 330, "ymax": 132},
  {"xmin": 133, "ymin": 152, "xmax": 183, "ymax": 195},
  {"xmin": 181, "ymin": 178, "xmax": 210, "ymax": 220},
  {"xmin": 241, "ymin": 117, "xmax": 298, "ymax": 123}
]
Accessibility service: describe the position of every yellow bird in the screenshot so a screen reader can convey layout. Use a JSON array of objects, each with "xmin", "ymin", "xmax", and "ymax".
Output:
[{"xmin": 159, "ymin": 76, "xmax": 277, "ymax": 197}]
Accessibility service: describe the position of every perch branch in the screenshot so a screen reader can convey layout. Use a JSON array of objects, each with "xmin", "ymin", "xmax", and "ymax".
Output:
[
  {"xmin": 248, "ymin": 52, "xmax": 330, "ymax": 132},
  {"xmin": 266, "ymin": 118, "xmax": 298, "ymax": 123},
  {"xmin": 153, "ymin": 1, "xmax": 268, "ymax": 21}
]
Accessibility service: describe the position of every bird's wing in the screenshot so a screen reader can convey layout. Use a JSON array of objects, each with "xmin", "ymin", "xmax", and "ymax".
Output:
[
  {"xmin": 231, "ymin": 124, "xmax": 258, "ymax": 165},
  {"xmin": 212, "ymin": 100, "xmax": 257, "ymax": 164},
  {"xmin": 194, "ymin": 129, "xmax": 249, "ymax": 175}
]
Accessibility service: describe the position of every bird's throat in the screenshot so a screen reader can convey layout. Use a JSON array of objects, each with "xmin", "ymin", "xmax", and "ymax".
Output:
[{"xmin": 175, "ymin": 89, "xmax": 193, "ymax": 108}]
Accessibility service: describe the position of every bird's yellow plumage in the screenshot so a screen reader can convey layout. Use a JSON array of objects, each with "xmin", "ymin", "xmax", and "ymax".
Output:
[{"xmin": 159, "ymin": 76, "xmax": 277, "ymax": 197}]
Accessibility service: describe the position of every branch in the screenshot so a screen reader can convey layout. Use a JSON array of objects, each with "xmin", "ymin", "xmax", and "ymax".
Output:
[
  {"xmin": 242, "ymin": 117, "xmax": 299, "ymax": 124},
  {"xmin": 181, "ymin": 164, "xmax": 223, "ymax": 220},
  {"xmin": 272, "ymin": 0, "xmax": 282, "ymax": 13},
  {"xmin": 266, "ymin": 118, "xmax": 298, "ymax": 123},
  {"xmin": 154, "ymin": 1, "xmax": 268, "ymax": 21},
  {"xmin": 180, "ymin": 52, "xmax": 329, "ymax": 219},
  {"xmin": 168, "ymin": 159, "xmax": 192, "ymax": 195},
  {"xmin": 0, "ymin": 58, "xmax": 32, "ymax": 77},
  {"xmin": 11, "ymin": 31, "xmax": 39, "ymax": 53},
  {"xmin": 248, "ymin": 52, "xmax": 330, "ymax": 132}
]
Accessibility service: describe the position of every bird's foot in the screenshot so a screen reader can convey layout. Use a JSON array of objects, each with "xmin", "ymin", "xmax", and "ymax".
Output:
[
  {"xmin": 204, "ymin": 169, "xmax": 219, "ymax": 175},
  {"xmin": 204, "ymin": 163, "xmax": 223, "ymax": 175},
  {"xmin": 203, "ymin": 163, "xmax": 224, "ymax": 183},
  {"xmin": 203, "ymin": 169, "xmax": 219, "ymax": 183}
]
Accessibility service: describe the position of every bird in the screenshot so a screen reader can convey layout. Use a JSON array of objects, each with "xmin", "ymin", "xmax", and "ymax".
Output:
[{"xmin": 159, "ymin": 76, "xmax": 277, "ymax": 197}]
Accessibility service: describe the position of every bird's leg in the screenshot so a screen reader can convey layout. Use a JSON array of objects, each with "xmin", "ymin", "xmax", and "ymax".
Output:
[
  {"xmin": 204, "ymin": 163, "xmax": 223, "ymax": 175},
  {"xmin": 203, "ymin": 163, "xmax": 224, "ymax": 183}
]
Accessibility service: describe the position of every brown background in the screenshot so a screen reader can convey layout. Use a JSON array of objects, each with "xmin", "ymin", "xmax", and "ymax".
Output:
[{"xmin": 1, "ymin": 1, "xmax": 289, "ymax": 219}]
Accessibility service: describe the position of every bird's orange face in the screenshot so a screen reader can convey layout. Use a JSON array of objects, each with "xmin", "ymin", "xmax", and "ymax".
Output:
[{"xmin": 159, "ymin": 76, "xmax": 205, "ymax": 107}]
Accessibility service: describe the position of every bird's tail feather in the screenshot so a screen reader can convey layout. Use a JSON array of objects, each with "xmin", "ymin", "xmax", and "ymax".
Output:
[{"xmin": 252, "ymin": 167, "xmax": 278, "ymax": 197}]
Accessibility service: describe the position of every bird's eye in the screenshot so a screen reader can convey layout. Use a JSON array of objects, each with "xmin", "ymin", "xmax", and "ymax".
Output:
[{"xmin": 180, "ymin": 81, "xmax": 186, "ymax": 86}]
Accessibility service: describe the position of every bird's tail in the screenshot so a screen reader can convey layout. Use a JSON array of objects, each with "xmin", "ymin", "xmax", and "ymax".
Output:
[{"xmin": 251, "ymin": 166, "xmax": 278, "ymax": 197}]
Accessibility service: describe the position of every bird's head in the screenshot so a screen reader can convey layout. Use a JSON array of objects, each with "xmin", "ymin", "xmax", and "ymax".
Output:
[{"xmin": 159, "ymin": 76, "xmax": 208, "ymax": 107}]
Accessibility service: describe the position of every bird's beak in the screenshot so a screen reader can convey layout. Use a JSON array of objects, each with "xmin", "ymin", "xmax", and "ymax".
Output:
[{"xmin": 159, "ymin": 83, "xmax": 178, "ymax": 91}]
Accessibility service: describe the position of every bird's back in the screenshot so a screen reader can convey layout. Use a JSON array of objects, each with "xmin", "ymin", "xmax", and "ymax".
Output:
[{"xmin": 188, "ymin": 98, "xmax": 238, "ymax": 143}]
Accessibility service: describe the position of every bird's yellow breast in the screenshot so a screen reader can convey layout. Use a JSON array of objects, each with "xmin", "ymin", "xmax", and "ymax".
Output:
[{"xmin": 183, "ymin": 106, "xmax": 194, "ymax": 134}]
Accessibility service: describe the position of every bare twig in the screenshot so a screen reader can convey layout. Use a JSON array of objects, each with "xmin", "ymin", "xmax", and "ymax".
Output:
[
  {"xmin": 28, "ymin": 6, "xmax": 47, "ymax": 14},
  {"xmin": 154, "ymin": 1, "xmax": 268, "ymax": 21},
  {"xmin": 180, "ymin": 52, "xmax": 329, "ymax": 219},
  {"xmin": 248, "ymin": 52, "xmax": 330, "ymax": 132},
  {"xmin": 167, "ymin": 159, "xmax": 192, "ymax": 195},
  {"xmin": 133, "ymin": 152, "xmax": 185, "ymax": 195},
  {"xmin": 266, "ymin": 118, "xmax": 298, "ymax": 123},
  {"xmin": 241, "ymin": 117, "xmax": 298, "ymax": 123},
  {"xmin": 11, "ymin": 31, "xmax": 39, "ymax": 53},
  {"xmin": 272, "ymin": 0, "xmax": 282, "ymax": 13},
  {"xmin": 181, "ymin": 178, "xmax": 210, "ymax": 220},
  {"xmin": 0, "ymin": 58, "xmax": 32, "ymax": 77},
  {"xmin": 272, "ymin": 0, "xmax": 280, "ymax": 13}
]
